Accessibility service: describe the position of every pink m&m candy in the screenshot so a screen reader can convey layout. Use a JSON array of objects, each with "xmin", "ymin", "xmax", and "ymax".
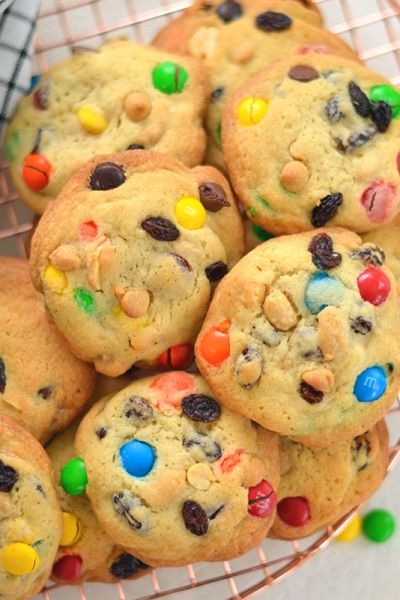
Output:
[
  {"xmin": 297, "ymin": 44, "xmax": 334, "ymax": 55},
  {"xmin": 248, "ymin": 480, "xmax": 277, "ymax": 518},
  {"xmin": 357, "ymin": 268, "xmax": 391, "ymax": 306},
  {"xmin": 277, "ymin": 496, "xmax": 311, "ymax": 527},
  {"xmin": 360, "ymin": 180, "xmax": 397, "ymax": 223}
]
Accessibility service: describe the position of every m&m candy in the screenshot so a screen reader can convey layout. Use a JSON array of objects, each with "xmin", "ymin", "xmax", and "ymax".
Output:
[
  {"xmin": 61, "ymin": 458, "xmax": 88, "ymax": 496},
  {"xmin": 22, "ymin": 153, "xmax": 51, "ymax": 191},
  {"xmin": 335, "ymin": 514, "xmax": 362, "ymax": 542},
  {"xmin": 277, "ymin": 496, "xmax": 311, "ymax": 527},
  {"xmin": 44, "ymin": 265, "xmax": 67, "ymax": 291},
  {"xmin": 158, "ymin": 343, "xmax": 194, "ymax": 369},
  {"xmin": 362, "ymin": 509, "xmax": 395, "ymax": 542},
  {"xmin": 357, "ymin": 268, "xmax": 391, "ymax": 306},
  {"xmin": 2, "ymin": 543, "xmax": 40, "ymax": 575},
  {"xmin": 175, "ymin": 197, "xmax": 207, "ymax": 230},
  {"xmin": 370, "ymin": 85, "xmax": 400, "ymax": 118},
  {"xmin": 199, "ymin": 322, "xmax": 230, "ymax": 366},
  {"xmin": 248, "ymin": 480, "xmax": 277, "ymax": 518},
  {"xmin": 304, "ymin": 272, "xmax": 345, "ymax": 314},
  {"xmin": 238, "ymin": 98, "xmax": 268, "ymax": 126},
  {"xmin": 120, "ymin": 440, "xmax": 156, "ymax": 477},
  {"xmin": 152, "ymin": 62, "xmax": 188, "ymax": 94},
  {"xmin": 77, "ymin": 107, "xmax": 108, "ymax": 134},
  {"xmin": 60, "ymin": 513, "xmax": 81, "ymax": 546},
  {"xmin": 52, "ymin": 554, "xmax": 83, "ymax": 582},
  {"xmin": 74, "ymin": 288, "xmax": 95, "ymax": 315},
  {"xmin": 354, "ymin": 366, "xmax": 387, "ymax": 402}
]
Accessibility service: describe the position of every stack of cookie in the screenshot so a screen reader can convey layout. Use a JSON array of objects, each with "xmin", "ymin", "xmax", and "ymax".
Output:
[{"xmin": 1, "ymin": 1, "xmax": 399, "ymax": 597}]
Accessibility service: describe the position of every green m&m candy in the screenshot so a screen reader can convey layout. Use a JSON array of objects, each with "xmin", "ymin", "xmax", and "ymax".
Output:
[
  {"xmin": 152, "ymin": 62, "xmax": 188, "ymax": 94},
  {"xmin": 61, "ymin": 458, "xmax": 88, "ymax": 496},
  {"xmin": 252, "ymin": 224, "xmax": 275, "ymax": 242},
  {"xmin": 370, "ymin": 85, "xmax": 400, "ymax": 118},
  {"xmin": 74, "ymin": 288, "xmax": 95, "ymax": 315},
  {"xmin": 362, "ymin": 509, "xmax": 396, "ymax": 542}
]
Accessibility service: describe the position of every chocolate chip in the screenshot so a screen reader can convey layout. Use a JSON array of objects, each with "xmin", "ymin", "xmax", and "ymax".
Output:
[
  {"xmin": 182, "ymin": 500, "xmax": 209, "ymax": 536},
  {"xmin": 371, "ymin": 101, "xmax": 392, "ymax": 133},
  {"xmin": 311, "ymin": 192, "xmax": 343, "ymax": 227},
  {"xmin": 0, "ymin": 459, "xmax": 19, "ymax": 492},
  {"xmin": 110, "ymin": 554, "xmax": 148, "ymax": 579},
  {"xmin": 0, "ymin": 358, "xmax": 6, "ymax": 393},
  {"xmin": 113, "ymin": 492, "xmax": 143, "ymax": 530},
  {"xmin": 124, "ymin": 396, "xmax": 153, "ymax": 424},
  {"xmin": 288, "ymin": 66, "xmax": 319, "ymax": 82},
  {"xmin": 182, "ymin": 394, "xmax": 221, "ymax": 422},
  {"xmin": 205, "ymin": 261, "xmax": 227, "ymax": 281},
  {"xmin": 141, "ymin": 218, "xmax": 180, "ymax": 241},
  {"xmin": 199, "ymin": 182, "xmax": 231, "ymax": 212},
  {"xmin": 90, "ymin": 162, "xmax": 126, "ymax": 191},
  {"xmin": 308, "ymin": 233, "xmax": 342, "ymax": 270},
  {"xmin": 256, "ymin": 11, "xmax": 292, "ymax": 32},
  {"xmin": 127, "ymin": 144, "xmax": 145, "ymax": 150},
  {"xmin": 351, "ymin": 434, "xmax": 371, "ymax": 471},
  {"xmin": 172, "ymin": 253, "xmax": 192, "ymax": 271},
  {"xmin": 96, "ymin": 427, "xmax": 108, "ymax": 439},
  {"xmin": 325, "ymin": 97, "xmax": 344, "ymax": 123},
  {"xmin": 335, "ymin": 127, "xmax": 377, "ymax": 154},
  {"xmin": 183, "ymin": 431, "xmax": 222, "ymax": 462},
  {"xmin": 37, "ymin": 385, "xmax": 54, "ymax": 400},
  {"xmin": 211, "ymin": 87, "xmax": 224, "ymax": 101},
  {"xmin": 349, "ymin": 246, "xmax": 385, "ymax": 267},
  {"xmin": 350, "ymin": 317, "xmax": 372, "ymax": 335},
  {"xmin": 349, "ymin": 81, "xmax": 372, "ymax": 118},
  {"xmin": 216, "ymin": 0, "xmax": 243, "ymax": 23},
  {"xmin": 299, "ymin": 381, "xmax": 323, "ymax": 404}
]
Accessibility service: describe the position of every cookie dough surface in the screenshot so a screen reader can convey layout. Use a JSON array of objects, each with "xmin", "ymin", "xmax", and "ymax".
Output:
[
  {"xmin": 30, "ymin": 151, "xmax": 244, "ymax": 376},
  {"xmin": 223, "ymin": 54, "xmax": 400, "ymax": 234},
  {"xmin": 74, "ymin": 372, "xmax": 280, "ymax": 567},
  {"xmin": 6, "ymin": 39, "xmax": 210, "ymax": 214},
  {"xmin": 0, "ymin": 415, "xmax": 63, "ymax": 600},
  {"xmin": 195, "ymin": 228, "xmax": 400, "ymax": 447},
  {"xmin": 0, "ymin": 256, "xmax": 97, "ymax": 444}
]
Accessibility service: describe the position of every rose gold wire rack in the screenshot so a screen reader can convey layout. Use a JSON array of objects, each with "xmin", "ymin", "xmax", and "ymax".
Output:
[{"xmin": 0, "ymin": 0, "xmax": 399, "ymax": 598}]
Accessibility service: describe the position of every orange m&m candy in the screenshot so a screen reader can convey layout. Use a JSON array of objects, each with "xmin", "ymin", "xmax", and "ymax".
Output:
[
  {"xmin": 158, "ymin": 343, "xmax": 194, "ymax": 370},
  {"xmin": 199, "ymin": 320, "xmax": 230, "ymax": 366},
  {"xmin": 22, "ymin": 153, "xmax": 51, "ymax": 191}
]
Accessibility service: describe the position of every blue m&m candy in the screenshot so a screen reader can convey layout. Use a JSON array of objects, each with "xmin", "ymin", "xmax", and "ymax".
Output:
[
  {"xmin": 305, "ymin": 272, "xmax": 345, "ymax": 314},
  {"xmin": 120, "ymin": 440, "xmax": 155, "ymax": 477},
  {"xmin": 354, "ymin": 366, "xmax": 387, "ymax": 402}
]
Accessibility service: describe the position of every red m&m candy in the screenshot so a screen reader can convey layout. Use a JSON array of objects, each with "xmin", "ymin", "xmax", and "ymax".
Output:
[
  {"xmin": 199, "ymin": 320, "xmax": 230, "ymax": 367},
  {"xmin": 52, "ymin": 554, "xmax": 82, "ymax": 582},
  {"xmin": 22, "ymin": 153, "xmax": 51, "ymax": 191},
  {"xmin": 357, "ymin": 268, "xmax": 391, "ymax": 306},
  {"xmin": 360, "ymin": 180, "xmax": 397, "ymax": 223},
  {"xmin": 277, "ymin": 496, "xmax": 311, "ymax": 527},
  {"xmin": 158, "ymin": 343, "xmax": 194, "ymax": 370},
  {"xmin": 248, "ymin": 480, "xmax": 277, "ymax": 518}
]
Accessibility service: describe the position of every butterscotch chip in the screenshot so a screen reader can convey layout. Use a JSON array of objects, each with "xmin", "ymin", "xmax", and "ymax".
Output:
[
  {"xmin": 231, "ymin": 41, "xmax": 254, "ymax": 64},
  {"xmin": 317, "ymin": 306, "xmax": 348, "ymax": 361},
  {"xmin": 263, "ymin": 287, "xmax": 297, "ymax": 331},
  {"xmin": 280, "ymin": 161, "xmax": 309, "ymax": 192},
  {"xmin": 50, "ymin": 245, "xmax": 81, "ymax": 271},
  {"xmin": 121, "ymin": 289, "xmax": 150, "ymax": 319},
  {"xmin": 187, "ymin": 463, "xmax": 215, "ymax": 490},
  {"xmin": 125, "ymin": 92, "xmax": 152, "ymax": 122},
  {"xmin": 302, "ymin": 368, "xmax": 334, "ymax": 393}
]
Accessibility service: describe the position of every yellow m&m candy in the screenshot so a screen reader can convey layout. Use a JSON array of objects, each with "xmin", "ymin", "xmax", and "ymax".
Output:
[
  {"xmin": 60, "ymin": 512, "xmax": 81, "ymax": 546},
  {"xmin": 44, "ymin": 265, "xmax": 67, "ymax": 290},
  {"xmin": 77, "ymin": 107, "xmax": 108, "ymax": 134},
  {"xmin": 174, "ymin": 197, "xmax": 206, "ymax": 230},
  {"xmin": 2, "ymin": 543, "xmax": 40, "ymax": 575},
  {"xmin": 335, "ymin": 514, "xmax": 362, "ymax": 542},
  {"xmin": 238, "ymin": 98, "xmax": 268, "ymax": 126}
]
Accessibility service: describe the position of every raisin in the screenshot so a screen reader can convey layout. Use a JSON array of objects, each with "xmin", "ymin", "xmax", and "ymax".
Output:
[
  {"xmin": 183, "ymin": 431, "xmax": 222, "ymax": 462},
  {"xmin": 349, "ymin": 81, "xmax": 372, "ymax": 117},
  {"xmin": 299, "ymin": 381, "xmax": 323, "ymax": 404},
  {"xmin": 235, "ymin": 346, "xmax": 263, "ymax": 389},
  {"xmin": 90, "ymin": 162, "xmax": 126, "ymax": 190},
  {"xmin": 127, "ymin": 144, "xmax": 145, "ymax": 150},
  {"xmin": 311, "ymin": 193, "xmax": 343, "ymax": 227},
  {"xmin": 256, "ymin": 11, "xmax": 292, "ymax": 31},
  {"xmin": 303, "ymin": 348, "xmax": 323, "ymax": 360},
  {"xmin": 211, "ymin": 87, "xmax": 224, "ymax": 101},
  {"xmin": 288, "ymin": 66, "xmax": 318, "ymax": 82},
  {"xmin": 182, "ymin": 394, "xmax": 221, "ymax": 422},
  {"xmin": 182, "ymin": 500, "xmax": 209, "ymax": 536},
  {"xmin": 205, "ymin": 261, "xmax": 228, "ymax": 281},
  {"xmin": 335, "ymin": 127, "xmax": 377, "ymax": 153},
  {"xmin": 141, "ymin": 218, "xmax": 180, "ymax": 241},
  {"xmin": 124, "ymin": 396, "xmax": 153, "ymax": 423},
  {"xmin": 325, "ymin": 97, "xmax": 344, "ymax": 123},
  {"xmin": 172, "ymin": 253, "xmax": 192, "ymax": 271},
  {"xmin": 371, "ymin": 101, "xmax": 392, "ymax": 133},
  {"xmin": 351, "ymin": 434, "xmax": 370, "ymax": 471},
  {"xmin": 113, "ymin": 492, "xmax": 143, "ymax": 530},
  {"xmin": 208, "ymin": 505, "xmax": 224, "ymax": 520},
  {"xmin": 349, "ymin": 246, "xmax": 385, "ymax": 267},
  {"xmin": 110, "ymin": 554, "xmax": 148, "ymax": 579},
  {"xmin": 96, "ymin": 427, "xmax": 108, "ymax": 439},
  {"xmin": 0, "ymin": 459, "xmax": 19, "ymax": 492},
  {"xmin": 308, "ymin": 233, "xmax": 342, "ymax": 270},
  {"xmin": 199, "ymin": 182, "xmax": 231, "ymax": 212},
  {"xmin": 216, "ymin": 0, "xmax": 243, "ymax": 23},
  {"xmin": 0, "ymin": 358, "xmax": 6, "ymax": 393},
  {"xmin": 37, "ymin": 385, "xmax": 54, "ymax": 399},
  {"xmin": 33, "ymin": 85, "xmax": 49, "ymax": 110},
  {"xmin": 351, "ymin": 317, "xmax": 372, "ymax": 335}
]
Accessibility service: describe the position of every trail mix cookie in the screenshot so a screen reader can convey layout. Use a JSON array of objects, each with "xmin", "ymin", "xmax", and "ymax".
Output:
[
  {"xmin": 0, "ymin": 415, "xmax": 63, "ymax": 600},
  {"xmin": 196, "ymin": 228, "xmax": 400, "ymax": 448},
  {"xmin": 270, "ymin": 419, "xmax": 388, "ymax": 539},
  {"xmin": 47, "ymin": 417, "xmax": 149, "ymax": 584},
  {"xmin": 223, "ymin": 54, "xmax": 400, "ymax": 234},
  {"xmin": 361, "ymin": 214, "xmax": 400, "ymax": 293},
  {"xmin": 153, "ymin": 0, "xmax": 359, "ymax": 172},
  {"xmin": 71, "ymin": 372, "xmax": 280, "ymax": 567},
  {"xmin": 0, "ymin": 256, "xmax": 97, "ymax": 444},
  {"xmin": 6, "ymin": 39, "xmax": 210, "ymax": 214},
  {"xmin": 30, "ymin": 151, "xmax": 244, "ymax": 376}
]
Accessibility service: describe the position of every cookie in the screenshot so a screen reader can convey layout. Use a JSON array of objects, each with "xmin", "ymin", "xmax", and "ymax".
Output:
[
  {"xmin": 6, "ymin": 39, "xmax": 211, "ymax": 215},
  {"xmin": 153, "ymin": 0, "xmax": 360, "ymax": 172},
  {"xmin": 30, "ymin": 151, "xmax": 245, "ymax": 376},
  {"xmin": 361, "ymin": 214, "xmax": 400, "ymax": 293},
  {"xmin": 0, "ymin": 415, "xmax": 63, "ymax": 600},
  {"xmin": 0, "ymin": 256, "xmax": 97, "ymax": 444},
  {"xmin": 270, "ymin": 419, "xmax": 388, "ymax": 539},
  {"xmin": 71, "ymin": 372, "xmax": 280, "ymax": 567},
  {"xmin": 195, "ymin": 227, "xmax": 400, "ymax": 447},
  {"xmin": 223, "ymin": 54, "xmax": 400, "ymax": 234}
]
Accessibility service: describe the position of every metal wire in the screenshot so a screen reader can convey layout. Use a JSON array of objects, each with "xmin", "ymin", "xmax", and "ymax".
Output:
[{"xmin": 1, "ymin": 1, "xmax": 399, "ymax": 599}]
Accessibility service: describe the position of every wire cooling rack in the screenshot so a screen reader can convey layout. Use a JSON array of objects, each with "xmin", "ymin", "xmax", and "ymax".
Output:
[{"xmin": 0, "ymin": 0, "xmax": 399, "ymax": 599}]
